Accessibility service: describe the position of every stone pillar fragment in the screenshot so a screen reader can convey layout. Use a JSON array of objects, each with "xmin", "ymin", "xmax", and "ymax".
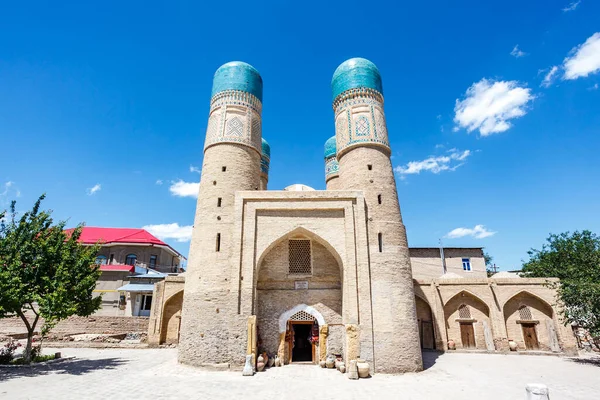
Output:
[
  {"xmin": 347, "ymin": 360, "xmax": 359, "ymax": 380},
  {"xmin": 482, "ymin": 320, "xmax": 495, "ymax": 351},
  {"xmin": 526, "ymin": 383, "xmax": 549, "ymax": 400},
  {"xmin": 319, "ymin": 325, "xmax": 328, "ymax": 362},
  {"xmin": 345, "ymin": 324, "xmax": 360, "ymax": 362},
  {"xmin": 546, "ymin": 320, "xmax": 561, "ymax": 352}
]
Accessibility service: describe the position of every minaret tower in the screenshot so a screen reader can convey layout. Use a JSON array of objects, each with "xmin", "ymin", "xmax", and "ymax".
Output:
[
  {"xmin": 324, "ymin": 136, "xmax": 340, "ymax": 189},
  {"xmin": 260, "ymin": 138, "xmax": 270, "ymax": 190},
  {"xmin": 179, "ymin": 62, "xmax": 263, "ymax": 367},
  {"xmin": 331, "ymin": 58, "xmax": 423, "ymax": 373}
]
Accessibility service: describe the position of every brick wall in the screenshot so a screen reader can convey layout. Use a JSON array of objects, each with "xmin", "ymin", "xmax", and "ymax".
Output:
[{"xmin": 0, "ymin": 315, "xmax": 148, "ymax": 337}]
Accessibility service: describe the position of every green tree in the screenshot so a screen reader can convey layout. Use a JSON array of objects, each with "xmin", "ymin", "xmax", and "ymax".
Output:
[
  {"xmin": 484, "ymin": 251, "xmax": 495, "ymax": 277},
  {"xmin": 0, "ymin": 195, "xmax": 101, "ymax": 363},
  {"xmin": 521, "ymin": 230, "xmax": 600, "ymax": 338}
]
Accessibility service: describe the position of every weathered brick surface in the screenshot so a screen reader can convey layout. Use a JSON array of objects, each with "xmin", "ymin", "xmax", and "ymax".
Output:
[{"xmin": 0, "ymin": 315, "xmax": 148, "ymax": 336}]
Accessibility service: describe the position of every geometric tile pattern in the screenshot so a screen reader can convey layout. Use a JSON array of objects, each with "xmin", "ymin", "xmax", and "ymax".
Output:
[
  {"xmin": 288, "ymin": 239, "xmax": 311, "ymax": 275},
  {"xmin": 325, "ymin": 156, "xmax": 339, "ymax": 178},
  {"xmin": 355, "ymin": 115, "xmax": 370, "ymax": 136},
  {"xmin": 203, "ymin": 90, "xmax": 262, "ymax": 154},
  {"xmin": 333, "ymin": 88, "xmax": 390, "ymax": 156},
  {"xmin": 289, "ymin": 310, "xmax": 316, "ymax": 322}
]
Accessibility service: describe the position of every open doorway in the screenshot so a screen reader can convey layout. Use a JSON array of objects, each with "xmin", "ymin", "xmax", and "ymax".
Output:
[{"xmin": 292, "ymin": 323, "xmax": 313, "ymax": 362}]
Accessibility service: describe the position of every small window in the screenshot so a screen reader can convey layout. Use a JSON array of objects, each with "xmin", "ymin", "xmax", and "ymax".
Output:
[
  {"xmin": 141, "ymin": 295, "xmax": 153, "ymax": 311},
  {"xmin": 109, "ymin": 254, "xmax": 114, "ymax": 264},
  {"xmin": 216, "ymin": 233, "xmax": 221, "ymax": 252},
  {"xmin": 378, "ymin": 233, "xmax": 383, "ymax": 252},
  {"xmin": 217, "ymin": 197, "xmax": 222, "ymax": 207},
  {"xmin": 222, "ymin": 166, "xmax": 227, "ymax": 172},
  {"xmin": 149, "ymin": 255, "xmax": 157, "ymax": 268},
  {"xmin": 367, "ymin": 164, "xmax": 372, "ymax": 171},
  {"xmin": 377, "ymin": 194, "xmax": 382, "ymax": 204},
  {"xmin": 213, "ymin": 181, "xmax": 217, "ymax": 185},
  {"xmin": 519, "ymin": 305, "xmax": 533, "ymax": 320},
  {"xmin": 125, "ymin": 254, "xmax": 137, "ymax": 266},
  {"xmin": 462, "ymin": 258, "xmax": 471, "ymax": 271},
  {"xmin": 458, "ymin": 304, "xmax": 472, "ymax": 319},
  {"xmin": 288, "ymin": 239, "xmax": 311, "ymax": 274},
  {"xmin": 95, "ymin": 255, "xmax": 107, "ymax": 265}
]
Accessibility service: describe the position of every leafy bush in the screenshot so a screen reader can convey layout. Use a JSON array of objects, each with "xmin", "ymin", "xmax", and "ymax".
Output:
[{"xmin": 0, "ymin": 339, "xmax": 21, "ymax": 364}]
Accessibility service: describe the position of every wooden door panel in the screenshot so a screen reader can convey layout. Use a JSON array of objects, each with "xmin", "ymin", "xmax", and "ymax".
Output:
[
  {"xmin": 460, "ymin": 323, "xmax": 476, "ymax": 349},
  {"xmin": 421, "ymin": 321, "xmax": 434, "ymax": 349},
  {"xmin": 522, "ymin": 324, "xmax": 539, "ymax": 350}
]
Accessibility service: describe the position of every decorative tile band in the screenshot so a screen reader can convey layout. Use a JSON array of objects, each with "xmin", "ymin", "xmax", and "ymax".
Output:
[
  {"xmin": 211, "ymin": 90, "xmax": 262, "ymax": 114},
  {"xmin": 204, "ymin": 91, "xmax": 262, "ymax": 155},
  {"xmin": 334, "ymin": 90, "xmax": 390, "ymax": 158},
  {"xmin": 332, "ymin": 87, "xmax": 383, "ymax": 111},
  {"xmin": 325, "ymin": 156, "xmax": 339, "ymax": 179}
]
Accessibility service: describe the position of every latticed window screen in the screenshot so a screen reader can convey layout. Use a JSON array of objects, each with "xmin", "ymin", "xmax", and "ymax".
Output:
[
  {"xmin": 458, "ymin": 304, "xmax": 472, "ymax": 319},
  {"xmin": 288, "ymin": 239, "xmax": 311, "ymax": 274},
  {"xmin": 519, "ymin": 305, "xmax": 533, "ymax": 320},
  {"xmin": 289, "ymin": 310, "xmax": 315, "ymax": 322}
]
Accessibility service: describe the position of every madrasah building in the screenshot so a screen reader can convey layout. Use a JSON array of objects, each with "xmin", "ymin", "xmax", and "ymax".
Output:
[{"xmin": 147, "ymin": 58, "xmax": 577, "ymax": 374}]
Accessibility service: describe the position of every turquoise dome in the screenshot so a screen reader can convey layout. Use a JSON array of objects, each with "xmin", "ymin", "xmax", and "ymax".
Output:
[
  {"xmin": 212, "ymin": 61, "xmax": 263, "ymax": 101},
  {"xmin": 331, "ymin": 58, "xmax": 383, "ymax": 102},
  {"xmin": 324, "ymin": 136, "xmax": 336, "ymax": 158},
  {"xmin": 261, "ymin": 138, "xmax": 270, "ymax": 159}
]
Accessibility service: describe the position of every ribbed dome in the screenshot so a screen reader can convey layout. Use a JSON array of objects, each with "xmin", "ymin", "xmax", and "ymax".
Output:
[
  {"xmin": 331, "ymin": 58, "xmax": 382, "ymax": 102},
  {"xmin": 261, "ymin": 138, "xmax": 270, "ymax": 159},
  {"xmin": 324, "ymin": 136, "xmax": 336, "ymax": 158},
  {"xmin": 211, "ymin": 61, "xmax": 263, "ymax": 101}
]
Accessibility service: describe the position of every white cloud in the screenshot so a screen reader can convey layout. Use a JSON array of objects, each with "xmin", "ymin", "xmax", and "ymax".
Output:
[
  {"xmin": 86, "ymin": 184, "xmax": 101, "ymax": 196},
  {"xmin": 189, "ymin": 165, "xmax": 202, "ymax": 174},
  {"xmin": 169, "ymin": 180, "xmax": 199, "ymax": 198},
  {"xmin": 541, "ymin": 66, "xmax": 560, "ymax": 88},
  {"xmin": 454, "ymin": 79, "xmax": 535, "ymax": 136},
  {"xmin": 156, "ymin": 179, "xmax": 163, "ymax": 185},
  {"xmin": 589, "ymin": 83, "xmax": 599, "ymax": 90},
  {"xmin": 142, "ymin": 223, "xmax": 193, "ymax": 242},
  {"xmin": 395, "ymin": 149, "xmax": 471, "ymax": 176},
  {"xmin": 510, "ymin": 45, "xmax": 527, "ymax": 58},
  {"xmin": 562, "ymin": 1, "xmax": 581, "ymax": 12},
  {"xmin": 563, "ymin": 33, "xmax": 600, "ymax": 80},
  {"xmin": 446, "ymin": 225, "xmax": 496, "ymax": 239},
  {"xmin": 0, "ymin": 181, "xmax": 19, "ymax": 206}
]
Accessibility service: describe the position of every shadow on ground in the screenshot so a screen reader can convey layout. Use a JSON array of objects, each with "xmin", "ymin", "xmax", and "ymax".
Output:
[
  {"xmin": 0, "ymin": 357, "xmax": 128, "ymax": 382},
  {"xmin": 422, "ymin": 350, "xmax": 442, "ymax": 370},
  {"xmin": 566, "ymin": 356, "xmax": 600, "ymax": 367}
]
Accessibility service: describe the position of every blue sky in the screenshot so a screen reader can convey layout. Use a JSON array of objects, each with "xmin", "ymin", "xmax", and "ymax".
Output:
[{"xmin": 1, "ymin": 1, "xmax": 599, "ymax": 270}]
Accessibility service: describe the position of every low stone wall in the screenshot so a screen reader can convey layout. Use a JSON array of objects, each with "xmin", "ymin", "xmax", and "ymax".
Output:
[{"xmin": 0, "ymin": 315, "xmax": 148, "ymax": 337}]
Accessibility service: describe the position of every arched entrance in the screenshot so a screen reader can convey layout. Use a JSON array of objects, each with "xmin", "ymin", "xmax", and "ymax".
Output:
[
  {"xmin": 255, "ymin": 229, "xmax": 342, "ymax": 364},
  {"xmin": 279, "ymin": 307, "xmax": 323, "ymax": 362},
  {"xmin": 415, "ymin": 296, "xmax": 435, "ymax": 350},
  {"xmin": 444, "ymin": 291, "xmax": 492, "ymax": 350},
  {"xmin": 160, "ymin": 290, "xmax": 184, "ymax": 344},
  {"xmin": 503, "ymin": 291, "xmax": 555, "ymax": 351}
]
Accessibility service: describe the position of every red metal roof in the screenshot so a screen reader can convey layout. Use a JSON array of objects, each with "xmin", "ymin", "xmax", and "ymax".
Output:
[
  {"xmin": 67, "ymin": 227, "xmax": 185, "ymax": 259},
  {"xmin": 99, "ymin": 264, "xmax": 135, "ymax": 273}
]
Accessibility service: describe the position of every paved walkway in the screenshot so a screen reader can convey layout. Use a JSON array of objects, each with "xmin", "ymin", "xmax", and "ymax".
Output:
[{"xmin": 1, "ymin": 348, "xmax": 599, "ymax": 399}]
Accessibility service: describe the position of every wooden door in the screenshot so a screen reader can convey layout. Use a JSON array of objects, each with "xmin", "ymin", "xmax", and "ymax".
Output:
[
  {"xmin": 460, "ymin": 323, "xmax": 476, "ymax": 349},
  {"xmin": 421, "ymin": 321, "xmax": 435, "ymax": 349},
  {"xmin": 522, "ymin": 324, "xmax": 539, "ymax": 350}
]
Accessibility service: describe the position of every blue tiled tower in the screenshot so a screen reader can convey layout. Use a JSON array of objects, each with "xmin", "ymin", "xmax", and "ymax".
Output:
[
  {"xmin": 324, "ymin": 136, "xmax": 340, "ymax": 189},
  {"xmin": 260, "ymin": 138, "xmax": 270, "ymax": 190},
  {"xmin": 331, "ymin": 58, "xmax": 423, "ymax": 373},
  {"xmin": 179, "ymin": 61, "xmax": 264, "ymax": 368}
]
